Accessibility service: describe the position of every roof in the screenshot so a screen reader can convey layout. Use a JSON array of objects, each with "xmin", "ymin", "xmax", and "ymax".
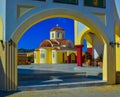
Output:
[
  {"xmin": 40, "ymin": 40, "xmax": 52, "ymax": 47},
  {"xmin": 50, "ymin": 25, "xmax": 64, "ymax": 31},
  {"xmin": 61, "ymin": 40, "xmax": 71, "ymax": 45},
  {"xmin": 50, "ymin": 39, "xmax": 59, "ymax": 45}
]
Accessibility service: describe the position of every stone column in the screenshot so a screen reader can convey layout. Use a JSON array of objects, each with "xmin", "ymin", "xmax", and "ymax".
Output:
[
  {"xmin": 103, "ymin": 44, "xmax": 116, "ymax": 84},
  {"xmin": 67, "ymin": 55, "xmax": 71, "ymax": 63},
  {"xmin": 0, "ymin": 40, "xmax": 17, "ymax": 91},
  {"xmin": 75, "ymin": 45, "xmax": 83, "ymax": 67}
]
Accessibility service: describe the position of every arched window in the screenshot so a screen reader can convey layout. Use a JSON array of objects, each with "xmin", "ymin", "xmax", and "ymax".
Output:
[
  {"xmin": 57, "ymin": 32, "xmax": 60, "ymax": 38},
  {"xmin": 52, "ymin": 33, "xmax": 54, "ymax": 38},
  {"xmin": 41, "ymin": 52, "xmax": 45, "ymax": 59},
  {"xmin": 52, "ymin": 52, "xmax": 55, "ymax": 58},
  {"xmin": 62, "ymin": 33, "xmax": 64, "ymax": 38}
]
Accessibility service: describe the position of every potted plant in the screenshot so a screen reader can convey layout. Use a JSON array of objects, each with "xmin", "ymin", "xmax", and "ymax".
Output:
[{"xmin": 84, "ymin": 52, "xmax": 92, "ymax": 67}]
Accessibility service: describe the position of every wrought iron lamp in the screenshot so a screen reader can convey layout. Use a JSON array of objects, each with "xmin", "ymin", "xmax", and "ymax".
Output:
[
  {"xmin": 0, "ymin": 40, "xmax": 3, "ymax": 44},
  {"xmin": 110, "ymin": 41, "xmax": 120, "ymax": 47}
]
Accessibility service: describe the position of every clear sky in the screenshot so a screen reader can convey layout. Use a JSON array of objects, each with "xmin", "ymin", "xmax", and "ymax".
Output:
[
  {"xmin": 115, "ymin": 0, "xmax": 120, "ymax": 18},
  {"xmin": 18, "ymin": 18, "xmax": 74, "ymax": 49},
  {"xmin": 18, "ymin": 0, "xmax": 120, "ymax": 51}
]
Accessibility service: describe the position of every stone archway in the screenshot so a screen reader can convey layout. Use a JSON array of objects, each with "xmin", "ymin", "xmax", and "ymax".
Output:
[
  {"xmin": 79, "ymin": 27, "xmax": 116, "ymax": 85},
  {"xmin": 11, "ymin": 8, "xmax": 109, "ymax": 43},
  {"xmin": 0, "ymin": 7, "xmax": 116, "ymax": 91},
  {"xmin": 11, "ymin": 8, "xmax": 115, "ymax": 83}
]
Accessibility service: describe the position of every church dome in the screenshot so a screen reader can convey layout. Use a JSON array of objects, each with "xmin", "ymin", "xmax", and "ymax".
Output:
[
  {"xmin": 61, "ymin": 40, "xmax": 74, "ymax": 48},
  {"xmin": 50, "ymin": 24, "xmax": 64, "ymax": 31},
  {"xmin": 40, "ymin": 40, "xmax": 52, "ymax": 47},
  {"xmin": 50, "ymin": 39, "xmax": 60, "ymax": 45}
]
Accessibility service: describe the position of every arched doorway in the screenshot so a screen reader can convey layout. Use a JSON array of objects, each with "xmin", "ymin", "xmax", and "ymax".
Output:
[
  {"xmin": 79, "ymin": 28, "xmax": 104, "ymax": 67},
  {"xmin": 69, "ymin": 53, "xmax": 76, "ymax": 63},
  {"xmin": 79, "ymin": 27, "xmax": 115, "ymax": 83},
  {"xmin": 11, "ymin": 8, "xmax": 113, "ymax": 84},
  {"xmin": 0, "ymin": 7, "xmax": 116, "ymax": 91}
]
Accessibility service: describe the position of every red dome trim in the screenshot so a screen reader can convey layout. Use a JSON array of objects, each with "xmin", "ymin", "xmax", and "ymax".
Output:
[{"xmin": 51, "ymin": 26, "xmax": 64, "ymax": 31}]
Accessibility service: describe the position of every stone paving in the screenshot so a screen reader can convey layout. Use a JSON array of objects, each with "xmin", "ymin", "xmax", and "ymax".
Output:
[
  {"xmin": 1, "ymin": 85, "xmax": 120, "ymax": 97},
  {"xmin": 18, "ymin": 64, "xmax": 102, "ymax": 87},
  {"xmin": 18, "ymin": 64, "xmax": 102, "ymax": 74},
  {"xmin": 0, "ymin": 64, "xmax": 119, "ymax": 97}
]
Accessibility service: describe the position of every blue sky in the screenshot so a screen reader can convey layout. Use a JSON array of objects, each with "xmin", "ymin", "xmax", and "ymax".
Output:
[
  {"xmin": 18, "ymin": 0, "xmax": 120, "ymax": 51},
  {"xmin": 18, "ymin": 18, "xmax": 74, "ymax": 49},
  {"xmin": 115, "ymin": 0, "xmax": 120, "ymax": 17}
]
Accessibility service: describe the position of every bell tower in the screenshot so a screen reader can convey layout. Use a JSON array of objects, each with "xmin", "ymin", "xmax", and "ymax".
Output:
[{"xmin": 50, "ymin": 24, "xmax": 65, "ymax": 40}]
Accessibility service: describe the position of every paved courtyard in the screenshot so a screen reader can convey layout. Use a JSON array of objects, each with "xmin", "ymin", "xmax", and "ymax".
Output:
[
  {"xmin": 18, "ymin": 64, "xmax": 102, "ymax": 87},
  {"xmin": 1, "ymin": 85, "xmax": 120, "ymax": 97},
  {"xmin": 15, "ymin": 64, "xmax": 106, "ymax": 94},
  {"xmin": 1, "ymin": 64, "xmax": 120, "ymax": 97}
]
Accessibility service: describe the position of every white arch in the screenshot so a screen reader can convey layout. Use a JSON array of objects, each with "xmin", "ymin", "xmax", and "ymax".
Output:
[
  {"xmin": 10, "ymin": 8, "xmax": 116, "ymax": 85},
  {"xmin": 11, "ymin": 8, "xmax": 109, "ymax": 45}
]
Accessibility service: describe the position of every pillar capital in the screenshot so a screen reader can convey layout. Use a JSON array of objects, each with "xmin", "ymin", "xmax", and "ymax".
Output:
[{"xmin": 75, "ymin": 44, "xmax": 84, "ymax": 48}]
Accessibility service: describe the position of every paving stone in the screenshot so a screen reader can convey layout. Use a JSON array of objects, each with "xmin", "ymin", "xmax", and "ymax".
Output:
[{"xmin": 2, "ymin": 85, "xmax": 120, "ymax": 97}]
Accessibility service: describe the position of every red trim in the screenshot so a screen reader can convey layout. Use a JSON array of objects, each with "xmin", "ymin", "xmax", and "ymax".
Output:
[
  {"xmin": 75, "ymin": 45, "xmax": 84, "ymax": 48},
  {"xmin": 75, "ymin": 45, "xmax": 83, "ymax": 67}
]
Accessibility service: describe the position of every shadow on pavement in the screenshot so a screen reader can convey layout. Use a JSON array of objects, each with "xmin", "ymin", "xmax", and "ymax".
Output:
[
  {"xmin": 18, "ymin": 68, "xmax": 102, "ymax": 86},
  {"xmin": 0, "ymin": 90, "xmax": 21, "ymax": 97}
]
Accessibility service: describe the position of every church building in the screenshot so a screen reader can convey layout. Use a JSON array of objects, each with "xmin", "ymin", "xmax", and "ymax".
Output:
[{"xmin": 34, "ymin": 25, "xmax": 77, "ymax": 64}]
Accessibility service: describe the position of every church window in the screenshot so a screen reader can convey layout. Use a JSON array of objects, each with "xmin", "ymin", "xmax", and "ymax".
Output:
[
  {"xmin": 34, "ymin": 53, "xmax": 36, "ymax": 59},
  {"xmin": 41, "ymin": 53, "xmax": 45, "ymax": 59},
  {"xmin": 63, "ymin": 34, "xmax": 64, "ymax": 38},
  {"xmin": 52, "ymin": 33, "xmax": 54, "ymax": 38},
  {"xmin": 52, "ymin": 53, "xmax": 55, "ymax": 58},
  {"xmin": 57, "ymin": 33, "xmax": 60, "ymax": 38}
]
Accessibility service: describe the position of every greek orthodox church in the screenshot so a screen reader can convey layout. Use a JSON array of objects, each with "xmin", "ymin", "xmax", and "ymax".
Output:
[{"xmin": 34, "ymin": 25, "xmax": 76, "ymax": 64}]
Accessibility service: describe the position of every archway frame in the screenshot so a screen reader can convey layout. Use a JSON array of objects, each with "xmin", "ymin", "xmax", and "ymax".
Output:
[
  {"xmin": 79, "ymin": 27, "xmax": 116, "ymax": 83},
  {"xmin": 11, "ymin": 9, "xmax": 109, "ymax": 44},
  {"xmin": 0, "ymin": 8, "xmax": 116, "ymax": 91},
  {"xmin": 12, "ymin": 8, "xmax": 115, "ymax": 84}
]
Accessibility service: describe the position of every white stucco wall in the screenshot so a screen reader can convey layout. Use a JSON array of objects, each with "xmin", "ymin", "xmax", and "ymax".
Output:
[{"xmin": 4, "ymin": 0, "xmax": 114, "ymax": 42}]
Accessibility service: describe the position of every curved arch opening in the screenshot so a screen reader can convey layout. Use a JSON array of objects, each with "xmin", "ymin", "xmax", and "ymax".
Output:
[
  {"xmin": 80, "ymin": 28, "xmax": 104, "ymax": 68},
  {"xmin": 14, "ymin": 8, "xmax": 110, "ymax": 87}
]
